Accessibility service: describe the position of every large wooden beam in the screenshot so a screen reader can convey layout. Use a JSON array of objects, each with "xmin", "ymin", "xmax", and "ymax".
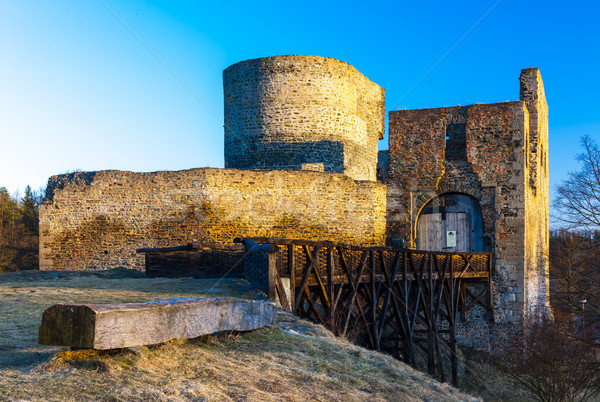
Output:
[{"xmin": 38, "ymin": 297, "xmax": 276, "ymax": 350}]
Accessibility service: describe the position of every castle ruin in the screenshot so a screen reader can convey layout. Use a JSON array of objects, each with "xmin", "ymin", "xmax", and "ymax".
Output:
[{"xmin": 39, "ymin": 55, "xmax": 550, "ymax": 342}]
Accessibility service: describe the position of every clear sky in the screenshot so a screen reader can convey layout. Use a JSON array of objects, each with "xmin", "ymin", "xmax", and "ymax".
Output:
[{"xmin": 1, "ymin": 0, "xmax": 599, "ymax": 210}]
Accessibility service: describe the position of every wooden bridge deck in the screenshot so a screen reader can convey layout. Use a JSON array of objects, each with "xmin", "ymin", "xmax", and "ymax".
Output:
[{"xmin": 235, "ymin": 236, "xmax": 494, "ymax": 386}]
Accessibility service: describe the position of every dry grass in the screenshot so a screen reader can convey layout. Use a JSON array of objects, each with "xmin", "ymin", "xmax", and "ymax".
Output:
[{"xmin": 0, "ymin": 269, "xmax": 478, "ymax": 401}]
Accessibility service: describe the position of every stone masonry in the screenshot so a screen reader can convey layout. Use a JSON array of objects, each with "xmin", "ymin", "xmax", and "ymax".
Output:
[
  {"xmin": 39, "ymin": 168, "xmax": 386, "ymax": 270},
  {"xmin": 39, "ymin": 56, "xmax": 550, "ymax": 348},
  {"xmin": 224, "ymin": 56, "xmax": 385, "ymax": 181},
  {"xmin": 384, "ymin": 68, "xmax": 550, "ymax": 346}
]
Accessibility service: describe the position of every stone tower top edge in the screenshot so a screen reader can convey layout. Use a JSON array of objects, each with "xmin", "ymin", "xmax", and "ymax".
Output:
[
  {"xmin": 520, "ymin": 67, "xmax": 540, "ymax": 74},
  {"xmin": 519, "ymin": 68, "xmax": 544, "ymax": 85},
  {"xmin": 225, "ymin": 54, "xmax": 352, "ymax": 68},
  {"xmin": 223, "ymin": 54, "xmax": 382, "ymax": 87},
  {"xmin": 519, "ymin": 68, "xmax": 547, "ymax": 103}
]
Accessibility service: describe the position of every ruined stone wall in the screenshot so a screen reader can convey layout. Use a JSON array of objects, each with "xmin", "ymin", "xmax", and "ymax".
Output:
[
  {"xmin": 386, "ymin": 99, "xmax": 537, "ymax": 347},
  {"xmin": 223, "ymin": 55, "xmax": 385, "ymax": 181},
  {"xmin": 39, "ymin": 168, "xmax": 386, "ymax": 270},
  {"xmin": 386, "ymin": 104, "xmax": 527, "ymax": 246},
  {"xmin": 520, "ymin": 69, "xmax": 550, "ymax": 317}
]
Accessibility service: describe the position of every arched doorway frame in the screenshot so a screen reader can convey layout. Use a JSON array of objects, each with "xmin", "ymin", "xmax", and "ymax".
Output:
[{"xmin": 410, "ymin": 190, "xmax": 486, "ymax": 252}]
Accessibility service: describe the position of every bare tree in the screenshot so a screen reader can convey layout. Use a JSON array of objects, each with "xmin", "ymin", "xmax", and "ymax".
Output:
[
  {"xmin": 549, "ymin": 229, "xmax": 600, "ymax": 335},
  {"xmin": 555, "ymin": 136, "xmax": 600, "ymax": 229},
  {"xmin": 495, "ymin": 317, "xmax": 600, "ymax": 402}
]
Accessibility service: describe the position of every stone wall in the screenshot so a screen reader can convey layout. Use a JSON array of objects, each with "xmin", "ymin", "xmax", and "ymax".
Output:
[
  {"xmin": 386, "ymin": 102, "xmax": 529, "ymax": 335},
  {"xmin": 384, "ymin": 68, "xmax": 550, "ymax": 346},
  {"xmin": 223, "ymin": 55, "xmax": 385, "ymax": 181},
  {"xmin": 520, "ymin": 69, "xmax": 550, "ymax": 317},
  {"xmin": 39, "ymin": 168, "xmax": 386, "ymax": 270}
]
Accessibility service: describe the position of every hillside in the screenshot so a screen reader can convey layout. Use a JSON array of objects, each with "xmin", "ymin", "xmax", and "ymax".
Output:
[{"xmin": 0, "ymin": 269, "xmax": 478, "ymax": 401}]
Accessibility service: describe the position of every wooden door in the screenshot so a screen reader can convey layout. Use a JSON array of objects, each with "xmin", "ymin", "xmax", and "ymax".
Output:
[
  {"xmin": 417, "ymin": 212, "xmax": 471, "ymax": 252},
  {"xmin": 416, "ymin": 213, "xmax": 443, "ymax": 251}
]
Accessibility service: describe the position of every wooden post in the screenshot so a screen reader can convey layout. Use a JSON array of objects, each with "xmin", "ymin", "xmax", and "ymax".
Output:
[
  {"xmin": 327, "ymin": 246, "xmax": 334, "ymax": 328},
  {"xmin": 370, "ymin": 250, "xmax": 379, "ymax": 350},
  {"xmin": 488, "ymin": 254, "xmax": 495, "ymax": 322},
  {"xmin": 288, "ymin": 244, "xmax": 296, "ymax": 312},
  {"xmin": 450, "ymin": 318, "xmax": 458, "ymax": 386},
  {"xmin": 403, "ymin": 251, "xmax": 414, "ymax": 366},
  {"xmin": 461, "ymin": 281, "xmax": 467, "ymax": 322},
  {"xmin": 427, "ymin": 254, "xmax": 435, "ymax": 376},
  {"xmin": 267, "ymin": 248, "xmax": 278, "ymax": 301},
  {"xmin": 432, "ymin": 255, "xmax": 445, "ymax": 383},
  {"xmin": 144, "ymin": 252, "xmax": 150, "ymax": 276},
  {"xmin": 450, "ymin": 254, "xmax": 458, "ymax": 386}
]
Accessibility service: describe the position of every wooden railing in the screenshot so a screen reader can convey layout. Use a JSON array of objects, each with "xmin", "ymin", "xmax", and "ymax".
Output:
[
  {"xmin": 235, "ymin": 236, "xmax": 494, "ymax": 386},
  {"xmin": 136, "ymin": 243, "xmax": 245, "ymax": 278}
]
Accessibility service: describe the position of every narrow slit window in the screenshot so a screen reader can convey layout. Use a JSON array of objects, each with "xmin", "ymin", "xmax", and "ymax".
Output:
[{"xmin": 445, "ymin": 124, "xmax": 467, "ymax": 161}]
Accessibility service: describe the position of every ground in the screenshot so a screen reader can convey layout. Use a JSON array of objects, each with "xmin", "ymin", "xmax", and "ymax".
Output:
[{"xmin": 0, "ymin": 269, "xmax": 480, "ymax": 401}]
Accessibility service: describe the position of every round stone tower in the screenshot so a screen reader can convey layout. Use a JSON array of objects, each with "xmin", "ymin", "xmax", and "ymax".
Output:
[{"xmin": 223, "ymin": 55, "xmax": 385, "ymax": 181}]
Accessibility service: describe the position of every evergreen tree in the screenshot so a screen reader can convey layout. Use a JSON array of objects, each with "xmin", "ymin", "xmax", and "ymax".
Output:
[
  {"xmin": 0, "ymin": 187, "xmax": 20, "ymax": 271},
  {"xmin": 0, "ymin": 185, "xmax": 42, "ymax": 272},
  {"xmin": 21, "ymin": 185, "xmax": 38, "ymax": 235}
]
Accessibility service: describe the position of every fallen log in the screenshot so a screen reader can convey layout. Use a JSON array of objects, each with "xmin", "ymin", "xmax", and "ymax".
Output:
[{"xmin": 38, "ymin": 297, "xmax": 276, "ymax": 350}]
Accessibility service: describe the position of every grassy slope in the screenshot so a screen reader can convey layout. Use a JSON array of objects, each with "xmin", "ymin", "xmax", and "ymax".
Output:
[{"xmin": 0, "ymin": 270, "xmax": 478, "ymax": 401}]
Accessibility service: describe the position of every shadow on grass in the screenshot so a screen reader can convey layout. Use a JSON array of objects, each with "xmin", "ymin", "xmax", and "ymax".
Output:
[
  {"xmin": 0, "ymin": 271, "xmax": 266, "ymax": 300},
  {"xmin": 0, "ymin": 348, "xmax": 60, "ymax": 370}
]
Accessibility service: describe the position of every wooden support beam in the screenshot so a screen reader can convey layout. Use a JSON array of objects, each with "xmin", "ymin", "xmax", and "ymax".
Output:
[
  {"xmin": 327, "ymin": 246, "xmax": 335, "ymax": 326},
  {"xmin": 465, "ymin": 287, "xmax": 488, "ymax": 312},
  {"xmin": 340, "ymin": 250, "xmax": 369, "ymax": 337},
  {"xmin": 294, "ymin": 246, "xmax": 321, "ymax": 311},
  {"xmin": 288, "ymin": 244, "xmax": 296, "ymax": 306},
  {"xmin": 311, "ymin": 251, "xmax": 331, "ymax": 310},
  {"xmin": 239, "ymin": 237, "xmax": 493, "ymax": 388},
  {"xmin": 488, "ymin": 255, "xmax": 495, "ymax": 322},
  {"xmin": 267, "ymin": 250, "xmax": 277, "ymax": 301},
  {"xmin": 302, "ymin": 287, "xmax": 326, "ymax": 325},
  {"xmin": 274, "ymin": 271, "xmax": 291, "ymax": 311}
]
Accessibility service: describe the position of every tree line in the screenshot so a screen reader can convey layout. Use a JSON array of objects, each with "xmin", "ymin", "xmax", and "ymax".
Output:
[
  {"xmin": 552, "ymin": 135, "xmax": 600, "ymax": 337},
  {"xmin": 550, "ymin": 228, "xmax": 600, "ymax": 336},
  {"xmin": 0, "ymin": 185, "xmax": 43, "ymax": 272}
]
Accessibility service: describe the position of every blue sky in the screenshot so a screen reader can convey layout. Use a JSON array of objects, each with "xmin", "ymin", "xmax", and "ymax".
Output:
[{"xmin": 1, "ymin": 1, "xmax": 599, "ymax": 210}]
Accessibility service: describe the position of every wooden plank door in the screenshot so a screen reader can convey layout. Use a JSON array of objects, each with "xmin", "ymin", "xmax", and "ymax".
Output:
[
  {"xmin": 417, "ymin": 212, "xmax": 471, "ymax": 252},
  {"xmin": 442, "ymin": 212, "xmax": 470, "ymax": 252},
  {"xmin": 417, "ymin": 213, "xmax": 442, "ymax": 251}
]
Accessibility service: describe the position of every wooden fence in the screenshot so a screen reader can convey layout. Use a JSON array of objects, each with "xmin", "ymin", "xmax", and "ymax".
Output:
[{"xmin": 137, "ymin": 243, "xmax": 245, "ymax": 278}]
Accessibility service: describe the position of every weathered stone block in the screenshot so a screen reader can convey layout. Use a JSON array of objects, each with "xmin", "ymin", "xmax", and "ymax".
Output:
[{"xmin": 38, "ymin": 297, "xmax": 276, "ymax": 350}]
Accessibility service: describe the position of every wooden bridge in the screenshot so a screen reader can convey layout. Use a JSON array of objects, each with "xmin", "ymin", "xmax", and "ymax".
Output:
[{"xmin": 235, "ymin": 236, "xmax": 494, "ymax": 386}]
